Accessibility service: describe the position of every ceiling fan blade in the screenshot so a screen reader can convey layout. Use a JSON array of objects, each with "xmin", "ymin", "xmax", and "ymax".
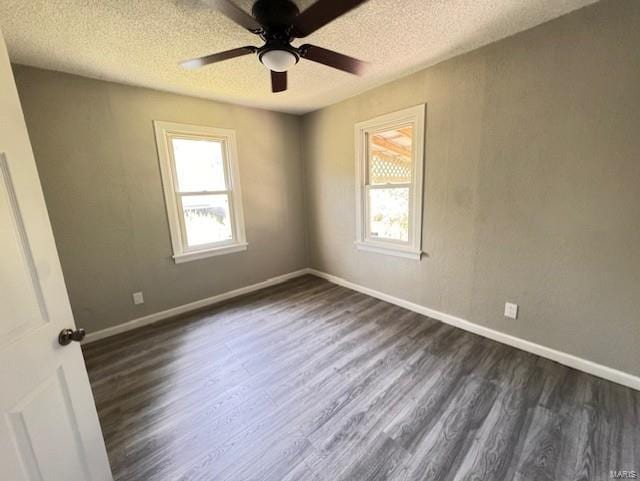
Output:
[
  {"xmin": 271, "ymin": 70, "xmax": 287, "ymax": 93},
  {"xmin": 292, "ymin": 0, "xmax": 370, "ymax": 38},
  {"xmin": 180, "ymin": 46, "xmax": 257, "ymax": 69},
  {"xmin": 299, "ymin": 44, "xmax": 368, "ymax": 75},
  {"xmin": 200, "ymin": 0, "xmax": 262, "ymax": 33}
]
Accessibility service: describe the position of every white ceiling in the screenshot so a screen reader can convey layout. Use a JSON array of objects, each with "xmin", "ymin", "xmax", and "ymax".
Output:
[{"xmin": 0, "ymin": 0, "xmax": 597, "ymax": 114}]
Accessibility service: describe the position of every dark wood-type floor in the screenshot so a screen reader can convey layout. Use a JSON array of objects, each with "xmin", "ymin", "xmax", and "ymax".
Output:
[{"xmin": 83, "ymin": 275, "xmax": 639, "ymax": 481}]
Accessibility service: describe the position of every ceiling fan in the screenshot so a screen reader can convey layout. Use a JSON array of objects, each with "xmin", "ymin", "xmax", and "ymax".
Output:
[{"xmin": 180, "ymin": 0, "xmax": 371, "ymax": 93}]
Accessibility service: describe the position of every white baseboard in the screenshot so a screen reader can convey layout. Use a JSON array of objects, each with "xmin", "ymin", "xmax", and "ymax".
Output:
[
  {"xmin": 83, "ymin": 265, "xmax": 639, "ymax": 391},
  {"xmin": 83, "ymin": 269, "xmax": 311, "ymax": 344},
  {"xmin": 307, "ymin": 269, "xmax": 640, "ymax": 391}
]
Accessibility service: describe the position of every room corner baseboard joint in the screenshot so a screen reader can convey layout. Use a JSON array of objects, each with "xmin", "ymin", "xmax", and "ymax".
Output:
[{"xmin": 84, "ymin": 266, "xmax": 639, "ymax": 392}]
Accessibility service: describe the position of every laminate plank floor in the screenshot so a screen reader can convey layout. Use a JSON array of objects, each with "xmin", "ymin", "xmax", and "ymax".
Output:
[{"xmin": 82, "ymin": 275, "xmax": 639, "ymax": 481}]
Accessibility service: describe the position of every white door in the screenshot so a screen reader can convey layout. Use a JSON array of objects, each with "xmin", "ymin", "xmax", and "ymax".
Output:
[{"xmin": 0, "ymin": 29, "xmax": 113, "ymax": 481}]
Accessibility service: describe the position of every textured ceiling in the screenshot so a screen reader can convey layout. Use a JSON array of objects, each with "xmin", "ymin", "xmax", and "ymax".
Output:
[{"xmin": 0, "ymin": 0, "xmax": 597, "ymax": 113}]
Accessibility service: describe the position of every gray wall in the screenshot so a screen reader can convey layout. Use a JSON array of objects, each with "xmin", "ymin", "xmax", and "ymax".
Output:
[
  {"xmin": 301, "ymin": 0, "xmax": 640, "ymax": 376},
  {"xmin": 14, "ymin": 66, "xmax": 308, "ymax": 334},
  {"xmin": 13, "ymin": 0, "xmax": 640, "ymax": 377}
]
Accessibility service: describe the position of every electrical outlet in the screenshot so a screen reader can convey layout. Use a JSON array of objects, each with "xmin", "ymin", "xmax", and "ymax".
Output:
[
  {"xmin": 132, "ymin": 292, "xmax": 144, "ymax": 305},
  {"xmin": 504, "ymin": 302, "xmax": 518, "ymax": 319}
]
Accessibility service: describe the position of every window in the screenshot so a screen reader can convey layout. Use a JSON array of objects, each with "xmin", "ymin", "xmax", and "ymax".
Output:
[
  {"xmin": 354, "ymin": 105, "xmax": 425, "ymax": 260},
  {"xmin": 154, "ymin": 121, "xmax": 247, "ymax": 263}
]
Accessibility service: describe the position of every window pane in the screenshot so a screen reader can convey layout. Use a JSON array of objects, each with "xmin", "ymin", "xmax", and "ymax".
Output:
[
  {"xmin": 172, "ymin": 138, "xmax": 226, "ymax": 192},
  {"xmin": 368, "ymin": 126, "xmax": 412, "ymax": 185},
  {"xmin": 368, "ymin": 187, "xmax": 409, "ymax": 242},
  {"xmin": 181, "ymin": 194, "xmax": 232, "ymax": 247}
]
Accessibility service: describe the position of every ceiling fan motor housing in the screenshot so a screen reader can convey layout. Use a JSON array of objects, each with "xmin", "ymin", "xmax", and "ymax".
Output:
[
  {"xmin": 252, "ymin": 0, "xmax": 301, "ymax": 70},
  {"xmin": 252, "ymin": 0, "xmax": 300, "ymax": 31},
  {"xmin": 257, "ymin": 41, "xmax": 299, "ymax": 60}
]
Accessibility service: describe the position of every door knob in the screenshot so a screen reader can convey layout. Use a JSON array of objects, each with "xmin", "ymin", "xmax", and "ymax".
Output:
[{"xmin": 58, "ymin": 328, "xmax": 86, "ymax": 346}]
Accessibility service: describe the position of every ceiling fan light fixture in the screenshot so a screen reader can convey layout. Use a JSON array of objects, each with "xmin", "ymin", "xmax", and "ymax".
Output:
[
  {"xmin": 259, "ymin": 49, "xmax": 298, "ymax": 72},
  {"xmin": 180, "ymin": 0, "xmax": 370, "ymax": 93}
]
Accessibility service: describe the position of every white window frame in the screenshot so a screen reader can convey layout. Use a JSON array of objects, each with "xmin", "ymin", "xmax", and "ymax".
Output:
[
  {"xmin": 354, "ymin": 104, "xmax": 425, "ymax": 260},
  {"xmin": 154, "ymin": 121, "xmax": 247, "ymax": 263}
]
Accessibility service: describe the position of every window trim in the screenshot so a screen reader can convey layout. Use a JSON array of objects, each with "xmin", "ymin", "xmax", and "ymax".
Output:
[
  {"xmin": 154, "ymin": 121, "xmax": 247, "ymax": 263},
  {"xmin": 354, "ymin": 104, "xmax": 425, "ymax": 260}
]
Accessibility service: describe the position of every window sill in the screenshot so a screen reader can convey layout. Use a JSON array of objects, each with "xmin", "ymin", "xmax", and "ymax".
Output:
[
  {"xmin": 354, "ymin": 241, "xmax": 423, "ymax": 260},
  {"xmin": 173, "ymin": 242, "xmax": 248, "ymax": 264}
]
